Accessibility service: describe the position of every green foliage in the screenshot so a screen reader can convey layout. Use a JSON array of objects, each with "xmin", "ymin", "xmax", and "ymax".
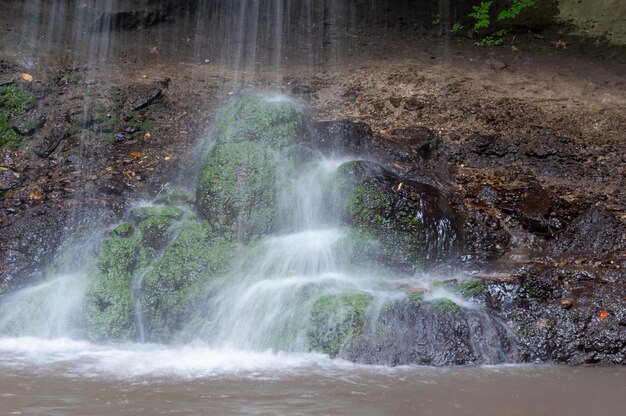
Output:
[
  {"xmin": 498, "ymin": 0, "xmax": 536, "ymax": 21},
  {"xmin": 0, "ymin": 86, "xmax": 35, "ymax": 116},
  {"xmin": 449, "ymin": 22, "xmax": 466, "ymax": 35},
  {"xmin": 467, "ymin": 0, "xmax": 536, "ymax": 45},
  {"xmin": 0, "ymin": 86, "xmax": 35, "ymax": 149},
  {"xmin": 469, "ymin": 1, "xmax": 492, "ymax": 31}
]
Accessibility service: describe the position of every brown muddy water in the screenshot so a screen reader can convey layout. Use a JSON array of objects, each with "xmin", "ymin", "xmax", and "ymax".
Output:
[{"xmin": 0, "ymin": 338, "xmax": 624, "ymax": 416}]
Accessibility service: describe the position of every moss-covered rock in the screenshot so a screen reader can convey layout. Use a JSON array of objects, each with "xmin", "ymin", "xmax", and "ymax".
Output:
[
  {"xmin": 331, "ymin": 160, "xmax": 458, "ymax": 271},
  {"xmin": 456, "ymin": 280, "xmax": 489, "ymax": 297},
  {"xmin": 196, "ymin": 95, "xmax": 309, "ymax": 242},
  {"xmin": 140, "ymin": 220, "xmax": 238, "ymax": 341},
  {"xmin": 308, "ymin": 292, "xmax": 372, "ymax": 357},
  {"xmin": 130, "ymin": 205, "xmax": 185, "ymax": 223},
  {"xmin": 333, "ymin": 161, "xmax": 424, "ymax": 270},
  {"xmin": 196, "ymin": 141, "xmax": 281, "ymax": 242},
  {"xmin": 429, "ymin": 298, "xmax": 461, "ymax": 314},
  {"xmin": 85, "ymin": 209, "xmax": 183, "ymax": 341},
  {"xmin": 211, "ymin": 94, "xmax": 308, "ymax": 148},
  {"xmin": 85, "ymin": 224, "xmax": 143, "ymax": 341},
  {"xmin": 153, "ymin": 188, "xmax": 196, "ymax": 206}
]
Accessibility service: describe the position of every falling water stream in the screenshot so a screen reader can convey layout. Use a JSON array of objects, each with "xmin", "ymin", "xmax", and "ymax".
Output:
[{"xmin": 0, "ymin": 1, "xmax": 625, "ymax": 415}]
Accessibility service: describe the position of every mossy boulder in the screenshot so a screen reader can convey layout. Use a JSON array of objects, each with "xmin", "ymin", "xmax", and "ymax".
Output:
[
  {"xmin": 333, "ymin": 160, "xmax": 457, "ymax": 270},
  {"xmin": 211, "ymin": 94, "xmax": 308, "ymax": 148},
  {"xmin": 197, "ymin": 141, "xmax": 282, "ymax": 242},
  {"xmin": 85, "ymin": 208, "xmax": 182, "ymax": 341},
  {"xmin": 196, "ymin": 95, "xmax": 308, "ymax": 242},
  {"xmin": 140, "ymin": 220, "xmax": 238, "ymax": 341},
  {"xmin": 85, "ymin": 223, "xmax": 144, "ymax": 341},
  {"xmin": 308, "ymin": 292, "xmax": 373, "ymax": 357}
]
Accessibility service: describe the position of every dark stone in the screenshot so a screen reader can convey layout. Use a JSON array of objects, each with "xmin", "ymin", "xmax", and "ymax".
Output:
[
  {"xmin": 391, "ymin": 126, "xmax": 436, "ymax": 158},
  {"xmin": 311, "ymin": 120, "xmax": 374, "ymax": 155},
  {"xmin": 11, "ymin": 111, "xmax": 46, "ymax": 136},
  {"xmin": 124, "ymin": 86, "xmax": 162, "ymax": 112},
  {"xmin": 33, "ymin": 126, "xmax": 70, "ymax": 158},
  {"xmin": 514, "ymin": 185, "xmax": 554, "ymax": 234},
  {"xmin": 89, "ymin": 7, "xmax": 169, "ymax": 33},
  {"xmin": 0, "ymin": 170, "xmax": 18, "ymax": 193},
  {"xmin": 66, "ymin": 109, "xmax": 93, "ymax": 129},
  {"xmin": 291, "ymin": 84, "xmax": 316, "ymax": 94},
  {"xmin": 551, "ymin": 208, "xmax": 626, "ymax": 257},
  {"xmin": 98, "ymin": 175, "xmax": 125, "ymax": 195},
  {"xmin": 309, "ymin": 295, "xmax": 515, "ymax": 366},
  {"xmin": 334, "ymin": 160, "xmax": 459, "ymax": 269}
]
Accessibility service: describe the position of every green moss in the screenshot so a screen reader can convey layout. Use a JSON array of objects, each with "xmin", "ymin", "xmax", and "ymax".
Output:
[
  {"xmin": 196, "ymin": 141, "xmax": 281, "ymax": 242},
  {"xmin": 0, "ymin": 86, "xmax": 35, "ymax": 116},
  {"xmin": 334, "ymin": 161, "xmax": 426, "ymax": 270},
  {"xmin": 308, "ymin": 293, "xmax": 372, "ymax": 357},
  {"xmin": 212, "ymin": 94, "xmax": 307, "ymax": 148},
  {"xmin": 196, "ymin": 95, "xmax": 308, "ymax": 241},
  {"xmin": 0, "ymin": 86, "xmax": 35, "ymax": 149},
  {"xmin": 154, "ymin": 188, "xmax": 195, "ymax": 206},
  {"xmin": 85, "ymin": 229, "xmax": 142, "ymax": 341},
  {"xmin": 140, "ymin": 220, "xmax": 238, "ymax": 341},
  {"xmin": 113, "ymin": 222, "xmax": 134, "ymax": 237},
  {"xmin": 456, "ymin": 280, "xmax": 488, "ymax": 296},
  {"xmin": 131, "ymin": 206, "xmax": 185, "ymax": 222},
  {"xmin": 85, "ymin": 211, "xmax": 181, "ymax": 341},
  {"xmin": 429, "ymin": 298, "xmax": 461, "ymax": 313},
  {"xmin": 0, "ymin": 112, "xmax": 25, "ymax": 149}
]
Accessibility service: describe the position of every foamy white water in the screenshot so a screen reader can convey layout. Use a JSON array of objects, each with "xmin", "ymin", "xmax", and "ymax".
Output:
[{"xmin": 0, "ymin": 337, "xmax": 359, "ymax": 380}]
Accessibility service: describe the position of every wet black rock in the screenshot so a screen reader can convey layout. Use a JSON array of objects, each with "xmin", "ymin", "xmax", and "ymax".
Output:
[
  {"xmin": 124, "ymin": 85, "xmax": 162, "ymax": 112},
  {"xmin": 89, "ymin": 6, "xmax": 170, "ymax": 33},
  {"xmin": 310, "ymin": 295, "xmax": 515, "ymax": 366},
  {"xmin": 11, "ymin": 111, "xmax": 46, "ymax": 136},
  {"xmin": 391, "ymin": 126, "xmax": 437, "ymax": 158},
  {"xmin": 311, "ymin": 120, "xmax": 375, "ymax": 155},
  {"xmin": 33, "ymin": 126, "xmax": 70, "ymax": 158},
  {"xmin": 485, "ymin": 264, "xmax": 626, "ymax": 365},
  {"xmin": 66, "ymin": 109, "xmax": 94, "ymax": 129},
  {"xmin": 0, "ymin": 170, "xmax": 18, "ymax": 194},
  {"xmin": 550, "ymin": 207, "xmax": 626, "ymax": 257}
]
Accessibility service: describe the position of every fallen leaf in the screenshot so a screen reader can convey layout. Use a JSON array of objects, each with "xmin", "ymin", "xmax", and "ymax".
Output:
[
  {"xmin": 20, "ymin": 73, "xmax": 33, "ymax": 82},
  {"xmin": 129, "ymin": 151, "xmax": 143, "ymax": 159},
  {"xmin": 555, "ymin": 40, "xmax": 567, "ymax": 49},
  {"xmin": 598, "ymin": 310, "xmax": 609, "ymax": 320},
  {"xmin": 29, "ymin": 190, "xmax": 43, "ymax": 200},
  {"xmin": 396, "ymin": 182, "xmax": 404, "ymax": 192},
  {"xmin": 0, "ymin": 166, "xmax": 8, "ymax": 171},
  {"xmin": 143, "ymin": 132, "xmax": 151, "ymax": 140},
  {"xmin": 164, "ymin": 156, "xmax": 172, "ymax": 161}
]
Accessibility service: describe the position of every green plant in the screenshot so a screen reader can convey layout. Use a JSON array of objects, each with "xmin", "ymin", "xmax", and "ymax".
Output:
[
  {"xmin": 449, "ymin": 22, "xmax": 466, "ymax": 35},
  {"xmin": 468, "ymin": 0, "xmax": 536, "ymax": 45},
  {"xmin": 0, "ymin": 86, "xmax": 35, "ymax": 149},
  {"xmin": 469, "ymin": 1, "xmax": 492, "ymax": 31}
]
